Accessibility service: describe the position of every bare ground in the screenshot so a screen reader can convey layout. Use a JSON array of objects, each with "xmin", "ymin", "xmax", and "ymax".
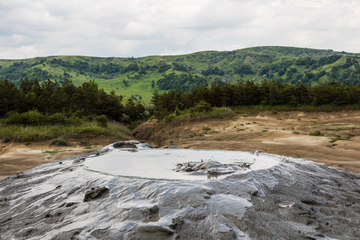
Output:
[
  {"xmin": 1, "ymin": 110, "xmax": 360, "ymax": 177},
  {"xmin": 0, "ymin": 136, "xmax": 122, "ymax": 177},
  {"xmin": 134, "ymin": 110, "xmax": 360, "ymax": 174}
]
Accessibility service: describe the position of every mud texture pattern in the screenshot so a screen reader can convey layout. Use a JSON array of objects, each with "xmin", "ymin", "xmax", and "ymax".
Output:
[{"xmin": 0, "ymin": 141, "xmax": 360, "ymax": 239}]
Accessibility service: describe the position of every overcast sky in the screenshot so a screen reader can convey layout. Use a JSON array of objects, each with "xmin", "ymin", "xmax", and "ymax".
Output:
[{"xmin": 1, "ymin": 0, "xmax": 360, "ymax": 59}]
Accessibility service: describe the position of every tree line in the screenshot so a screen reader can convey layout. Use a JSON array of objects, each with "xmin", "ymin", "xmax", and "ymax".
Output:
[
  {"xmin": 0, "ymin": 78, "xmax": 148, "ymax": 122},
  {"xmin": 151, "ymin": 79, "xmax": 360, "ymax": 114}
]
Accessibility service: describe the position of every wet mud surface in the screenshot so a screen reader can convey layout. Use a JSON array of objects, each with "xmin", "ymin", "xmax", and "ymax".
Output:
[{"xmin": 1, "ymin": 141, "xmax": 360, "ymax": 239}]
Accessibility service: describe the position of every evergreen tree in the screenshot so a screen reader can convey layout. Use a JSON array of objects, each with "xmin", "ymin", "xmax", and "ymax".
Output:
[{"xmin": 0, "ymin": 80, "xmax": 20, "ymax": 116}]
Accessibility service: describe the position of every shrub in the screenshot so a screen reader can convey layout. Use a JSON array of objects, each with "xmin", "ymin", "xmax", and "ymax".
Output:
[
  {"xmin": 164, "ymin": 114, "xmax": 175, "ymax": 122},
  {"xmin": 143, "ymin": 110, "xmax": 150, "ymax": 117},
  {"xmin": 174, "ymin": 107, "xmax": 181, "ymax": 116},
  {"xmin": 73, "ymin": 109, "xmax": 85, "ymax": 118},
  {"xmin": 50, "ymin": 136, "xmax": 68, "ymax": 146},
  {"xmin": 94, "ymin": 115, "xmax": 108, "ymax": 128},
  {"xmin": 170, "ymin": 107, "xmax": 235, "ymax": 122},
  {"xmin": 187, "ymin": 107, "xmax": 195, "ymax": 114},
  {"xmin": 145, "ymin": 104, "xmax": 155, "ymax": 115},
  {"xmin": 4, "ymin": 110, "xmax": 47, "ymax": 125},
  {"xmin": 49, "ymin": 112, "xmax": 67, "ymax": 125},
  {"xmin": 194, "ymin": 100, "xmax": 212, "ymax": 112},
  {"xmin": 309, "ymin": 130, "xmax": 324, "ymax": 136},
  {"xmin": 64, "ymin": 116, "xmax": 83, "ymax": 126},
  {"xmin": 2, "ymin": 136, "xmax": 11, "ymax": 143},
  {"xmin": 122, "ymin": 114, "xmax": 130, "ymax": 123},
  {"xmin": 260, "ymin": 100, "xmax": 268, "ymax": 106}
]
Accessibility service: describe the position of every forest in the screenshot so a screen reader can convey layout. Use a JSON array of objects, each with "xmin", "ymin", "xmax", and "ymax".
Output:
[
  {"xmin": 156, "ymin": 73, "xmax": 208, "ymax": 92},
  {"xmin": 0, "ymin": 78, "xmax": 149, "ymax": 123},
  {"xmin": 2, "ymin": 76, "xmax": 360, "ymax": 124},
  {"xmin": 151, "ymin": 79, "xmax": 360, "ymax": 115}
]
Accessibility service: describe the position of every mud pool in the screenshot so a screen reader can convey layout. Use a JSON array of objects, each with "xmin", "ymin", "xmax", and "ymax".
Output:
[
  {"xmin": 84, "ymin": 143, "xmax": 281, "ymax": 180},
  {"xmin": 1, "ymin": 141, "xmax": 360, "ymax": 239}
]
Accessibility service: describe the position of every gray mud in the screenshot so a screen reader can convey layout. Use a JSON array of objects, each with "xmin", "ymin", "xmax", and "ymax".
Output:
[{"xmin": 0, "ymin": 141, "xmax": 360, "ymax": 239}]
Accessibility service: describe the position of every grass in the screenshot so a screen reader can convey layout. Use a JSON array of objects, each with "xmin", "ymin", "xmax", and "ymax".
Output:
[
  {"xmin": 324, "ymin": 126, "xmax": 360, "ymax": 131},
  {"xmin": 0, "ymin": 121, "xmax": 131, "ymax": 143},
  {"xmin": 163, "ymin": 107, "xmax": 236, "ymax": 123},
  {"xmin": 327, "ymin": 134, "xmax": 350, "ymax": 141},
  {"xmin": 188, "ymin": 133, "xmax": 205, "ymax": 138},
  {"xmin": 236, "ymin": 128, "xmax": 247, "ymax": 131},
  {"xmin": 292, "ymin": 131, "xmax": 301, "ymax": 134},
  {"xmin": 327, "ymin": 134, "xmax": 343, "ymax": 142},
  {"xmin": 309, "ymin": 130, "xmax": 324, "ymax": 136},
  {"xmin": 43, "ymin": 150, "xmax": 61, "ymax": 154}
]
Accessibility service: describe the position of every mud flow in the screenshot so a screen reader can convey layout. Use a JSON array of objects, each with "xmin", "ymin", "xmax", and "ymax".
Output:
[{"xmin": 1, "ymin": 141, "xmax": 360, "ymax": 239}]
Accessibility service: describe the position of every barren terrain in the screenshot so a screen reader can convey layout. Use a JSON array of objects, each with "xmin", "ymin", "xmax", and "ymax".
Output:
[
  {"xmin": 1, "ymin": 110, "xmax": 360, "ymax": 177},
  {"xmin": 0, "ymin": 137, "xmax": 121, "ymax": 177},
  {"xmin": 135, "ymin": 110, "xmax": 360, "ymax": 174}
]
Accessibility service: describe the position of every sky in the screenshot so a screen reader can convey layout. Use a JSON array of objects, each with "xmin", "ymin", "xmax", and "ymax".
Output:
[{"xmin": 1, "ymin": 0, "xmax": 360, "ymax": 59}]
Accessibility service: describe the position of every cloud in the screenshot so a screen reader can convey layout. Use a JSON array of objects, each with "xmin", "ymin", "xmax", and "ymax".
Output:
[{"xmin": 1, "ymin": 0, "xmax": 360, "ymax": 59}]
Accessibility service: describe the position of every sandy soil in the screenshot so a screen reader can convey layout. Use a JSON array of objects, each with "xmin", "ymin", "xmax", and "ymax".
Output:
[
  {"xmin": 0, "ymin": 137, "xmax": 122, "ymax": 177},
  {"xmin": 135, "ymin": 110, "xmax": 360, "ymax": 174}
]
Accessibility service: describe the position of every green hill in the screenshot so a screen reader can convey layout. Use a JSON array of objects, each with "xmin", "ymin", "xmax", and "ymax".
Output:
[{"xmin": 1, "ymin": 46, "xmax": 360, "ymax": 103}]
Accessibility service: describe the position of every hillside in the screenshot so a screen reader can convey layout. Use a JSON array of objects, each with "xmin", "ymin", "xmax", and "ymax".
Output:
[{"xmin": 1, "ymin": 46, "xmax": 360, "ymax": 103}]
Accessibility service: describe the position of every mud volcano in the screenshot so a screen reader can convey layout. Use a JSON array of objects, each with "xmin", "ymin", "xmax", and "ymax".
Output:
[
  {"xmin": 84, "ymin": 143, "xmax": 279, "ymax": 180},
  {"xmin": 1, "ymin": 141, "xmax": 360, "ymax": 239}
]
